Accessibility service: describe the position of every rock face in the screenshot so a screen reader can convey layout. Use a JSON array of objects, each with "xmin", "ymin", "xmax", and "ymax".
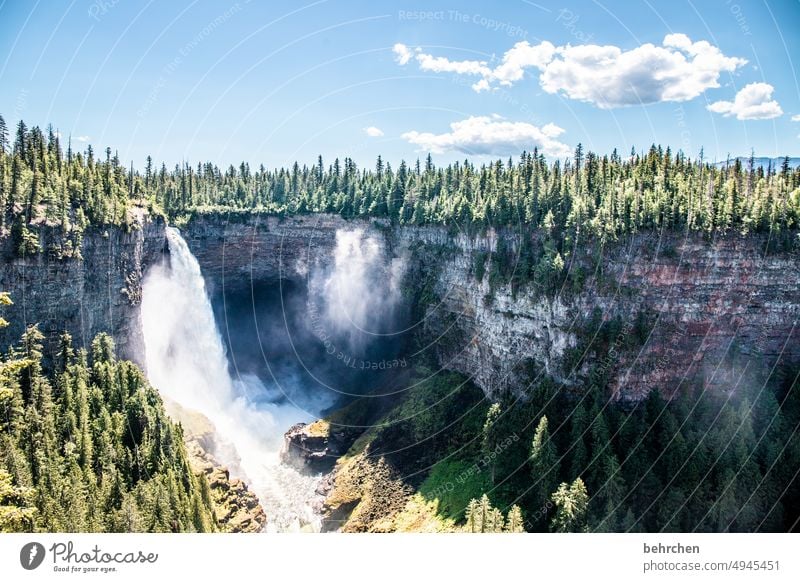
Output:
[
  {"xmin": 411, "ymin": 229, "xmax": 800, "ymax": 401},
  {"xmin": 0, "ymin": 210, "xmax": 166, "ymax": 366},
  {"xmin": 399, "ymin": 225, "xmax": 576, "ymax": 399},
  {"xmin": 180, "ymin": 213, "xmax": 369, "ymax": 294},
  {"xmin": 280, "ymin": 420, "xmax": 349, "ymax": 475},
  {"xmin": 1, "ymin": 212, "xmax": 797, "ymax": 404},
  {"xmin": 180, "ymin": 214, "xmax": 800, "ymax": 402}
]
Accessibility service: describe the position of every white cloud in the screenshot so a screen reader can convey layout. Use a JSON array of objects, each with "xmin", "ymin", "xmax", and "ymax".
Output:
[
  {"xmin": 396, "ymin": 34, "xmax": 748, "ymax": 108},
  {"xmin": 472, "ymin": 78, "xmax": 491, "ymax": 92},
  {"xmin": 363, "ymin": 126, "xmax": 384, "ymax": 137},
  {"xmin": 402, "ymin": 115, "xmax": 571, "ymax": 158},
  {"xmin": 395, "ymin": 41, "xmax": 552, "ymax": 90},
  {"xmin": 707, "ymin": 83, "xmax": 783, "ymax": 120},
  {"xmin": 491, "ymin": 41, "xmax": 556, "ymax": 86},
  {"xmin": 393, "ymin": 43, "xmax": 413, "ymax": 65},
  {"xmin": 542, "ymin": 35, "xmax": 746, "ymax": 108},
  {"xmin": 415, "ymin": 51, "xmax": 492, "ymax": 76},
  {"xmin": 792, "ymin": 114, "xmax": 800, "ymax": 122},
  {"xmin": 74, "ymin": 135, "xmax": 91, "ymax": 143}
]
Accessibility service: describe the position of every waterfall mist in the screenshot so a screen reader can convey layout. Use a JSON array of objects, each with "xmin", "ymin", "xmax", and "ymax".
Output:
[
  {"xmin": 311, "ymin": 229, "xmax": 407, "ymax": 352},
  {"xmin": 142, "ymin": 228, "xmax": 323, "ymax": 532},
  {"xmin": 216, "ymin": 227, "xmax": 411, "ymax": 410}
]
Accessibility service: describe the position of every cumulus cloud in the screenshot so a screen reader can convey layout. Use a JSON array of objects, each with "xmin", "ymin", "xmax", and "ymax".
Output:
[
  {"xmin": 395, "ymin": 34, "xmax": 748, "ymax": 108},
  {"xmin": 791, "ymin": 114, "xmax": 800, "ymax": 122},
  {"xmin": 393, "ymin": 43, "xmax": 413, "ymax": 65},
  {"xmin": 74, "ymin": 135, "xmax": 91, "ymax": 143},
  {"xmin": 402, "ymin": 115, "xmax": 571, "ymax": 158},
  {"xmin": 542, "ymin": 34, "xmax": 747, "ymax": 108},
  {"xmin": 363, "ymin": 126, "xmax": 384, "ymax": 137},
  {"xmin": 707, "ymin": 83, "xmax": 783, "ymax": 120},
  {"xmin": 490, "ymin": 40, "xmax": 556, "ymax": 86}
]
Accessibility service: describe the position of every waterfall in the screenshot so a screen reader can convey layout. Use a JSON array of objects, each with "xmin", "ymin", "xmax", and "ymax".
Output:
[
  {"xmin": 311, "ymin": 228, "xmax": 406, "ymax": 351},
  {"xmin": 141, "ymin": 227, "xmax": 322, "ymax": 532}
]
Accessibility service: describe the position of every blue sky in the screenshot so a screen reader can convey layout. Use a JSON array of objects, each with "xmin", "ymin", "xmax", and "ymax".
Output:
[{"xmin": 0, "ymin": 0, "xmax": 797, "ymax": 169}]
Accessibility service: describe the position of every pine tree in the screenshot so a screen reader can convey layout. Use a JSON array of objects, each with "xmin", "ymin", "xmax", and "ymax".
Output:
[
  {"xmin": 0, "ymin": 114, "xmax": 8, "ymax": 153},
  {"xmin": 569, "ymin": 401, "xmax": 589, "ymax": 479},
  {"xmin": 529, "ymin": 415, "xmax": 558, "ymax": 525},
  {"xmin": 465, "ymin": 498, "xmax": 481, "ymax": 533},
  {"xmin": 505, "ymin": 505, "xmax": 525, "ymax": 533},
  {"xmin": 482, "ymin": 403, "xmax": 502, "ymax": 483},
  {"xmin": 550, "ymin": 478, "xmax": 589, "ymax": 532},
  {"xmin": 0, "ymin": 469, "xmax": 36, "ymax": 532}
]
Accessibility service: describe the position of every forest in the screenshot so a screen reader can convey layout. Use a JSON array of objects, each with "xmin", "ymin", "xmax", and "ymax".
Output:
[
  {"xmin": 1, "ymin": 114, "xmax": 799, "ymax": 260},
  {"xmin": 1, "ymin": 114, "xmax": 799, "ymax": 533},
  {"xmin": 0, "ymin": 293, "xmax": 218, "ymax": 532},
  {"xmin": 469, "ymin": 360, "xmax": 800, "ymax": 532},
  {"xmin": 333, "ymin": 355, "xmax": 800, "ymax": 533}
]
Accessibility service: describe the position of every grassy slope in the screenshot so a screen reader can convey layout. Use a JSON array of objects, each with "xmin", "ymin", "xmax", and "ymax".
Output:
[{"xmin": 321, "ymin": 367, "xmax": 491, "ymax": 532}]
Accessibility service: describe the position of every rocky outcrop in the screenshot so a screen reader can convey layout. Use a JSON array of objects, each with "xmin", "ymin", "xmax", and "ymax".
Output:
[
  {"xmin": 281, "ymin": 421, "xmax": 334, "ymax": 474},
  {"xmin": 319, "ymin": 452, "xmax": 413, "ymax": 533},
  {"xmin": 186, "ymin": 440, "xmax": 266, "ymax": 533},
  {"xmin": 0, "ymin": 209, "xmax": 166, "ymax": 366},
  {"xmin": 170, "ymin": 400, "xmax": 267, "ymax": 532},
  {"xmin": 280, "ymin": 420, "xmax": 354, "ymax": 475}
]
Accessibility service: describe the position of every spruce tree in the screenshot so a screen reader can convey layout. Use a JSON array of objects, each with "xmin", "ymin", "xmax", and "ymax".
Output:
[
  {"xmin": 550, "ymin": 478, "xmax": 589, "ymax": 533},
  {"xmin": 529, "ymin": 415, "xmax": 558, "ymax": 525}
]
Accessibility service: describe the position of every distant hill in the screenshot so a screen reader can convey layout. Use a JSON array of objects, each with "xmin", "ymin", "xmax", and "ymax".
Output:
[{"xmin": 714, "ymin": 156, "xmax": 800, "ymax": 170}]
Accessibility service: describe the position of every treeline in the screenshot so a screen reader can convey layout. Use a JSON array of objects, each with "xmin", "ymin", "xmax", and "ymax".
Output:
[
  {"xmin": 0, "ymin": 294, "xmax": 218, "ymax": 532},
  {"xmin": 2, "ymin": 115, "xmax": 799, "ymax": 257}
]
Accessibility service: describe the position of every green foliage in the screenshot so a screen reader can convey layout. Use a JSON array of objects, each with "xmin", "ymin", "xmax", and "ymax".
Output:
[
  {"xmin": 529, "ymin": 415, "xmax": 559, "ymax": 526},
  {"xmin": 550, "ymin": 478, "xmax": 589, "ymax": 532},
  {"xmin": 376, "ymin": 370, "xmax": 488, "ymax": 462},
  {"xmin": 505, "ymin": 505, "xmax": 525, "ymax": 533},
  {"xmin": 418, "ymin": 458, "xmax": 490, "ymax": 521},
  {"xmin": 482, "ymin": 403, "xmax": 502, "ymax": 483},
  {"xmin": 2, "ymin": 117, "xmax": 799, "ymax": 247},
  {"xmin": 11, "ymin": 216, "xmax": 40, "ymax": 256},
  {"xmin": 464, "ymin": 494, "xmax": 524, "ymax": 533},
  {"xmin": 472, "ymin": 250, "xmax": 488, "ymax": 282},
  {"xmin": 412, "ymin": 359, "xmax": 800, "ymax": 533},
  {"xmin": 0, "ymin": 323, "xmax": 217, "ymax": 532},
  {"xmin": 463, "ymin": 494, "xmax": 525, "ymax": 533},
  {"xmin": 0, "ymin": 468, "xmax": 35, "ymax": 531}
]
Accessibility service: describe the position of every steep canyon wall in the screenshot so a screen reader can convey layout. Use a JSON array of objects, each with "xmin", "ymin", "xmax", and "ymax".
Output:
[
  {"xmin": 0, "ymin": 211, "xmax": 166, "ymax": 365},
  {"xmin": 2, "ymin": 211, "xmax": 797, "ymax": 402}
]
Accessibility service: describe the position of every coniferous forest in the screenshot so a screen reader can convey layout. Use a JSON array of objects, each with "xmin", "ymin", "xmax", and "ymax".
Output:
[
  {"xmin": 1, "ymin": 114, "xmax": 799, "ymax": 533},
  {"xmin": 1, "ymin": 114, "xmax": 798, "ymax": 252},
  {"xmin": 0, "ymin": 310, "xmax": 218, "ymax": 532}
]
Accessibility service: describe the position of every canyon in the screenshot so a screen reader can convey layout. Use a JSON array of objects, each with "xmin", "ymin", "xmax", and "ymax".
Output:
[
  {"xmin": 3, "ymin": 208, "xmax": 799, "ymax": 532},
  {"xmin": 4, "ymin": 210, "xmax": 796, "ymax": 405}
]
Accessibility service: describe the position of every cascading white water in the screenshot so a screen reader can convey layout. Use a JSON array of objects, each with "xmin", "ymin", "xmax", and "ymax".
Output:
[
  {"xmin": 141, "ymin": 227, "xmax": 322, "ymax": 532},
  {"xmin": 312, "ymin": 228, "xmax": 406, "ymax": 350}
]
